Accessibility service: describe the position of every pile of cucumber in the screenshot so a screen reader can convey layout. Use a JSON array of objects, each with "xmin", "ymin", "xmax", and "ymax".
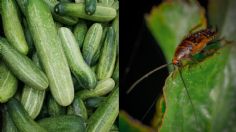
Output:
[{"xmin": 0, "ymin": 0, "xmax": 119, "ymax": 131}]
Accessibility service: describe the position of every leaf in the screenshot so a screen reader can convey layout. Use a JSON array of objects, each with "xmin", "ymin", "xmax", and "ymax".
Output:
[
  {"xmin": 208, "ymin": 0, "xmax": 236, "ymax": 41},
  {"xmin": 146, "ymin": 0, "xmax": 236, "ymax": 132},
  {"xmin": 146, "ymin": 0, "xmax": 206, "ymax": 63},
  {"xmin": 119, "ymin": 111, "xmax": 155, "ymax": 132}
]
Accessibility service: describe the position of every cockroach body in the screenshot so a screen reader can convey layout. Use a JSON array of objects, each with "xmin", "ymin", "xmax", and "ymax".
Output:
[
  {"xmin": 173, "ymin": 28, "xmax": 217, "ymax": 66},
  {"xmin": 126, "ymin": 27, "xmax": 218, "ymax": 123}
]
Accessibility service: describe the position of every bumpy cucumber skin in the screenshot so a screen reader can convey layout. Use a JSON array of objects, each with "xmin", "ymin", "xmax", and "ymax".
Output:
[
  {"xmin": 0, "ymin": 38, "xmax": 49, "ymax": 90},
  {"xmin": 59, "ymin": 27, "xmax": 97, "ymax": 89},
  {"xmin": 26, "ymin": 0, "xmax": 74, "ymax": 106},
  {"xmin": 7, "ymin": 98, "xmax": 47, "ymax": 132},
  {"xmin": 2, "ymin": 106, "xmax": 19, "ymax": 132},
  {"xmin": 85, "ymin": 0, "xmax": 96, "ymax": 15},
  {"xmin": 54, "ymin": 3, "xmax": 117, "ymax": 22},
  {"xmin": 73, "ymin": 21, "xmax": 88, "ymax": 48},
  {"xmin": 43, "ymin": 0, "xmax": 78, "ymax": 25},
  {"xmin": 2, "ymin": 0, "xmax": 29, "ymax": 54},
  {"xmin": 85, "ymin": 97, "xmax": 106, "ymax": 108},
  {"xmin": 47, "ymin": 94, "xmax": 66, "ymax": 117},
  {"xmin": 82, "ymin": 23, "xmax": 103, "ymax": 66},
  {"xmin": 0, "ymin": 62, "xmax": 18, "ymax": 103},
  {"xmin": 37, "ymin": 115, "xmax": 86, "ymax": 132},
  {"xmin": 21, "ymin": 85, "xmax": 45, "ymax": 119},
  {"xmin": 112, "ymin": 57, "xmax": 119, "ymax": 83},
  {"xmin": 87, "ymin": 88, "xmax": 118, "ymax": 132},
  {"xmin": 21, "ymin": 53, "xmax": 46, "ymax": 119},
  {"xmin": 68, "ymin": 97, "xmax": 88, "ymax": 120},
  {"xmin": 75, "ymin": 78, "xmax": 115, "ymax": 100},
  {"xmin": 97, "ymin": 27, "xmax": 117, "ymax": 80}
]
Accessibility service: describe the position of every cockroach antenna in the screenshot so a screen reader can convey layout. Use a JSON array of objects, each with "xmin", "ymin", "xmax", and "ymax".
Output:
[
  {"xmin": 178, "ymin": 68, "xmax": 199, "ymax": 125},
  {"xmin": 126, "ymin": 62, "xmax": 173, "ymax": 94}
]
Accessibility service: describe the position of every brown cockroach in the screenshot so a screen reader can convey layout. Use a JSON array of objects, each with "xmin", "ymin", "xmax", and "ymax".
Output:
[{"xmin": 126, "ymin": 27, "xmax": 218, "ymax": 122}]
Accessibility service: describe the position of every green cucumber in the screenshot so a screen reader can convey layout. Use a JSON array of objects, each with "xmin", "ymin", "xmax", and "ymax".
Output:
[
  {"xmin": 112, "ymin": 14, "xmax": 119, "ymax": 55},
  {"xmin": 35, "ymin": 101, "xmax": 49, "ymax": 120},
  {"xmin": 67, "ymin": 97, "xmax": 88, "ymax": 120},
  {"xmin": 85, "ymin": 97, "xmax": 106, "ymax": 108},
  {"xmin": 0, "ymin": 38, "xmax": 49, "ymax": 90},
  {"xmin": 21, "ymin": 85, "xmax": 46, "ymax": 119},
  {"xmin": 112, "ymin": 57, "xmax": 119, "ymax": 83},
  {"xmin": 0, "ymin": 62, "xmax": 18, "ymax": 103},
  {"xmin": 59, "ymin": 27, "xmax": 97, "ymax": 89},
  {"xmin": 26, "ymin": 0, "xmax": 74, "ymax": 106},
  {"xmin": 2, "ymin": 0, "xmax": 28, "ymax": 54},
  {"xmin": 54, "ymin": 3, "xmax": 117, "ymax": 22},
  {"xmin": 73, "ymin": 20, "xmax": 88, "ymax": 48},
  {"xmin": 87, "ymin": 88, "xmax": 118, "ymax": 132},
  {"xmin": 7, "ymin": 98, "xmax": 47, "ymax": 132},
  {"xmin": 82, "ymin": 23, "xmax": 103, "ymax": 66},
  {"xmin": 22, "ymin": 18, "xmax": 35, "ymax": 56},
  {"xmin": 37, "ymin": 115, "xmax": 86, "ymax": 132},
  {"xmin": 91, "ymin": 26, "xmax": 108, "ymax": 65},
  {"xmin": 99, "ymin": 0, "xmax": 114, "ymax": 6},
  {"xmin": 2, "ymin": 106, "xmax": 19, "ymax": 132},
  {"xmin": 112, "ymin": 0, "xmax": 119, "ymax": 10},
  {"xmin": 15, "ymin": 0, "xmax": 27, "ymax": 16},
  {"xmin": 75, "ymin": 78, "xmax": 115, "ymax": 100},
  {"xmin": 85, "ymin": 0, "xmax": 96, "ymax": 15},
  {"xmin": 43, "ymin": 0, "xmax": 78, "ymax": 25},
  {"xmin": 110, "ymin": 124, "xmax": 119, "ymax": 132},
  {"xmin": 47, "ymin": 94, "xmax": 66, "ymax": 116},
  {"xmin": 97, "ymin": 27, "xmax": 117, "ymax": 80},
  {"xmin": 21, "ymin": 54, "xmax": 46, "ymax": 119},
  {"xmin": 75, "ymin": 0, "xmax": 85, "ymax": 3}
]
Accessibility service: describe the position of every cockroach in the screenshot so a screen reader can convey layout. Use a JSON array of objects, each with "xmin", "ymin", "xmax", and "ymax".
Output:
[{"xmin": 126, "ymin": 27, "xmax": 218, "ymax": 122}]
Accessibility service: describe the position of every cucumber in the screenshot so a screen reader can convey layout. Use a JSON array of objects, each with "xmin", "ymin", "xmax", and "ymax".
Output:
[
  {"xmin": 82, "ymin": 23, "xmax": 103, "ymax": 66},
  {"xmin": 21, "ymin": 53, "xmax": 46, "ymax": 119},
  {"xmin": 2, "ymin": 106, "xmax": 19, "ymax": 132},
  {"xmin": 7, "ymin": 98, "xmax": 47, "ymax": 132},
  {"xmin": 59, "ymin": 27, "xmax": 97, "ymax": 89},
  {"xmin": 75, "ymin": 0, "xmax": 85, "ymax": 3},
  {"xmin": 0, "ymin": 38, "xmax": 49, "ymax": 90},
  {"xmin": 67, "ymin": 97, "xmax": 88, "ymax": 120},
  {"xmin": 21, "ymin": 85, "xmax": 46, "ymax": 119},
  {"xmin": 43, "ymin": 0, "xmax": 78, "ymax": 25},
  {"xmin": 54, "ymin": 3, "xmax": 117, "ymax": 22},
  {"xmin": 22, "ymin": 18, "xmax": 35, "ymax": 56},
  {"xmin": 0, "ymin": 62, "xmax": 18, "ymax": 103},
  {"xmin": 73, "ymin": 20, "xmax": 88, "ymax": 48},
  {"xmin": 91, "ymin": 26, "xmax": 108, "ymax": 65},
  {"xmin": 35, "ymin": 101, "xmax": 49, "ymax": 121},
  {"xmin": 99, "ymin": 0, "xmax": 114, "ymax": 6},
  {"xmin": 97, "ymin": 27, "xmax": 117, "ymax": 80},
  {"xmin": 75, "ymin": 78, "xmax": 115, "ymax": 100},
  {"xmin": 85, "ymin": 0, "xmax": 96, "ymax": 15},
  {"xmin": 112, "ymin": 56, "xmax": 119, "ymax": 83},
  {"xmin": 112, "ymin": 14, "xmax": 119, "ymax": 55},
  {"xmin": 15, "ymin": 0, "xmax": 27, "ymax": 16},
  {"xmin": 85, "ymin": 97, "xmax": 106, "ymax": 108},
  {"xmin": 112, "ymin": 0, "xmax": 118, "ymax": 10},
  {"xmin": 87, "ymin": 88, "xmax": 118, "ymax": 132},
  {"xmin": 26, "ymin": 0, "xmax": 74, "ymax": 106},
  {"xmin": 37, "ymin": 115, "xmax": 86, "ymax": 132},
  {"xmin": 2, "ymin": 0, "xmax": 29, "ymax": 54},
  {"xmin": 47, "ymin": 94, "xmax": 66, "ymax": 116}
]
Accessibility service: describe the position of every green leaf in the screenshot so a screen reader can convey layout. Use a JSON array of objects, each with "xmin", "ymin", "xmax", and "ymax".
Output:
[
  {"xmin": 208, "ymin": 0, "xmax": 236, "ymax": 41},
  {"xmin": 146, "ymin": 0, "xmax": 236, "ymax": 131},
  {"xmin": 119, "ymin": 111, "xmax": 155, "ymax": 132},
  {"xmin": 146, "ymin": 0, "xmax": 206, "ymax": 63}
]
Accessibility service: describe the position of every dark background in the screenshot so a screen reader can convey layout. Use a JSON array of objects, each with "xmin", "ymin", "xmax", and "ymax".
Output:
[{"xmin": 119, "ymin": 0, "xmax": 208, "ymax": 125}]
